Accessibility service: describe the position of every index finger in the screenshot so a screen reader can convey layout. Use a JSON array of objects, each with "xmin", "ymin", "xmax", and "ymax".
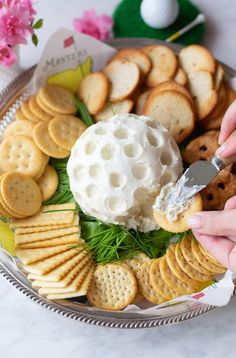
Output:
[{"xmin": 219, "ymin": 99, "xmax": 236, "ymax": 144}]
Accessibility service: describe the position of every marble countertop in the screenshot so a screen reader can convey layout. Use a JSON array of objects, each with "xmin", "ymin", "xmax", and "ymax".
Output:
[{"xmin": 2, "ymin": 1, "xmax": 236, "ymax": 357}]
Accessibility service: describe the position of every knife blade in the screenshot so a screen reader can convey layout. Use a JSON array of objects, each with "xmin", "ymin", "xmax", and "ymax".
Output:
[
  {"xmin": 172, "ymin": 159, "xmax": 220, "ymax": 203},
  {"xmin": 171, "ymin": 140, "xmax": 236, "ymax": 204}
]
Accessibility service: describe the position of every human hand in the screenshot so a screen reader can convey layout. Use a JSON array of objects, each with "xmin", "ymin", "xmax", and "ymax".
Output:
[
  {"xmin": 217, "ymin": 99, "xmax": 236, "ymax": 157},
  {"xmin": 187, "ymin": 99, "xmax": 236, "ymax": 272},
  {"xmin": 188, "ymin": 196, "xmax": 236, "ymax": 272}
]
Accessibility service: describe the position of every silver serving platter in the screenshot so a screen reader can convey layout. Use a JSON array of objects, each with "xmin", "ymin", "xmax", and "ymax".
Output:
[{"xmin": 0, "ymin": 38, "xmax": 235, "ymax": 329}]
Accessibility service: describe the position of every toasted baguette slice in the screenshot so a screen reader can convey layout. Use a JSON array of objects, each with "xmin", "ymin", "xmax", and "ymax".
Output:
[
  {"xmin": 214, "ymin": 63, "xmax": 224, "ymax": 91},
  {"xmin": 203, "ymin": 114, "xmax": 223, "ymax": 130},
  {"xmin": 226, "ymin": 85, "xmax": 236, "ymax": 105},
  {"xmin": 108, "ymin": 48, "xmax": 151, "ymax": 77},
  {"xmin": 135, "ymin": 91, "xmax": 150, "ymax": 115},
  {"xmin": 195, "ymin": 91, "xmax": 218, "ymax": 120},
  {"xmin": 179, "ymin": 45, "xmax": 216, "ymax": 74},
  {"xmin": 143, "ymin": 90, "xmax": 195, "ymax": 143},
  {"xmin": 103, "ymin": 60, "xmax": 140, "ymax": 102},
  {"xmin": 152, "ymin": 80, "xmax": 193, "ymax": 105},
  {"xmin": 174, "ymin": 68, "xmax": 187, "ymax": 86},
  {"xmin": 188, "ymin": 70, "xmax": 214, "ymax": 97},
  {"xmin": 142, "ymin": 45, "xmax": 177, "ymax": 87},
  {"xmin": 207, "ymin": 83, "xmax": 227, "ymax": 120},
  {"xmin": 188, "ymin": 70, "xmax": 217, "ymax": 119},
  {"xmin": 94, "ymin": 99, "xmax": 134, "ymax": 121},
  {"xmin": 78, "ymin": 72, "xmax": 109, "ymax": 115},
  {"xmin": 203, "ymin": 84, "xmax": 236, "ymax": 129}
]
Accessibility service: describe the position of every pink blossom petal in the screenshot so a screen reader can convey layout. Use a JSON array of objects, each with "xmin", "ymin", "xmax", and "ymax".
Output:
[
  {"xmin": 0, "ymin": 44, "xmax": 17, "ymax": 67},
  {"xmin": 83, "ymin": 9, "xmax": 98, "ymax": 22},
  {"xmin": 73, "ymin": 9, "xmax": 113, "ymax": 41},
  {"xmin": 73, "ymin": 18, "xmax": 86, "ymax": 33},
  {"xmin": 0, "ymin": 0, "xmax": 36, "ymax": 46}
]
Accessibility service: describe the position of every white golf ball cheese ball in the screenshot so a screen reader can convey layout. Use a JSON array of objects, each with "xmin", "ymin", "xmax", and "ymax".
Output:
[{"xmin": 67, "ymin": 114, "xmax": 183, "ymax": 231}]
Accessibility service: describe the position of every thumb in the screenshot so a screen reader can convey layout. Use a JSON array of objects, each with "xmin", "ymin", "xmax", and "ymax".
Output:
[
  {"xmin": 219, "ymin": 99, "xmax": 236, "ymax": 144},
  {"xmin": 225, "ymin": 195, "xmax": 236, "ymax": 210},
  {"xmin": 188, "ymin": 209, "xmax": 236, "ymax": 237},
  {"xmin": 216, "ymin": 130, "xmax": 236, "ymax": 158}
]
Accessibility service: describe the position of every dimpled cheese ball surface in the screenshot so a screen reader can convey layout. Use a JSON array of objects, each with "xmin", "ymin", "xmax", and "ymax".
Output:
[{"xmin": 67, "ymin": 114, "xmax": 183, "ymax": 232}]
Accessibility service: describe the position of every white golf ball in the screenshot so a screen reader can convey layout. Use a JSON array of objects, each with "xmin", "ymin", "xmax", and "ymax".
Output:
[{"xmin": 141, "ymin": 0, "xmax": 179, "ymax": 29}]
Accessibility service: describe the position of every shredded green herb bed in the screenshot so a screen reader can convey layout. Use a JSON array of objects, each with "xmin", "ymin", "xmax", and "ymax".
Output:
[
  {"xmin": 74, "ymin": 97, "xmax": 94, "ymax": 127},
  {"xmin": 44, "ymin": 156, "xmax": 190, "ymax": 264}
]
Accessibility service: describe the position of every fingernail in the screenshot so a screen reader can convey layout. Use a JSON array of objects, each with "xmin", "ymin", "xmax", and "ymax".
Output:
[
  {"xmin": 216, "ymin": 143, "xmax": 226, "ymax": 155},
  {"xmin": 187, "ymin": 215, "xmax": 203, "ymax": 229},
  {"xmin": 218, "ymin": 134, "xmax": 223, "ymax": 145}
]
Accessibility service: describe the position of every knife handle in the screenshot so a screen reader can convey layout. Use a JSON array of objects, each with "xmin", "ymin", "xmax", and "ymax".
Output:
[{"xmin": 212, "ymin": 130, "xmax": 236, "ymax": 170}]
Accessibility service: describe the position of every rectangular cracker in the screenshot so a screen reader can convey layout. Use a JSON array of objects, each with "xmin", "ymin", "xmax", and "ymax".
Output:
[
  {"xmin": 32, "ymin": 255, "xmax": 91, "ymax": 288},
  {"xmin": 24, "ymin": 248, "xmax": 80, "ymax": 275},
  {"xmin": 17, "ymin": 234, "xmax": 83, "ymax": 249},
  {"xmin": 38, "ymin": 262, "xmax": 93, "ymax": 294},
  {"xmin": 47, "ymin": 267, "xmax": 94, "ymax": 300},
  {"xmin": 12, "ymin": 203, "xmax": 76, "ymax": 228},
  {"xmin": 27, "ymin": 249, "xmax": 87, "ymax": 281},
  {"xmin": 14, "ymin": 214, "xmax": 79, "ymax": 234},
  {"xmin": 15, "ymin": 226, "xmax": 80, "ymax": 245},
  {"xmin": 16, "ymin": 245, "xmax": 71, "ymax": 265}
]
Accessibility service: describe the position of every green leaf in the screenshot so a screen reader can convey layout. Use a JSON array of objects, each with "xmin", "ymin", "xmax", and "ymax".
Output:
[
  {"xmin": 32, "ymin": 19, "xmax": 44, "ymax": 29},
  {"xmin": 32, "ymin": 34, "xmax": 38, "ymax": 47}
]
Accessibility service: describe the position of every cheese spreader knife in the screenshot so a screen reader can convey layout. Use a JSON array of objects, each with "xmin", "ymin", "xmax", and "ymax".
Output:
[{"xmin": 170, "ymin": 131, "xmax": 236, "ymax": 203}]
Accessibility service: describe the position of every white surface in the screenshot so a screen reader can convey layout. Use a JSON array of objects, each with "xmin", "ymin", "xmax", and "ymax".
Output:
[{"xmin": 2, "ymin": 0, "xmax": 236, "ymax": 357}]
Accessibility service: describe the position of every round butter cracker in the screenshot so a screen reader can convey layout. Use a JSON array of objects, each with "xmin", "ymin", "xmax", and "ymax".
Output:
[
  {"xmin": 3, "ymin": 120, "xmax": 35, "ymax": 139},
  {"xmin": 1, "ymin": 172, "xmax": 42, "ymax": 217},
  {"xmin": 87, "ymin": 264, "xmax": 137, "ymax": 311},
  {"xmin": 166, "ymin": 244, "xmax": 200, "ymax": 287},
  {"xmin": 136, "ymin": 261, "xmax": 167, "ymax": 304},
  {"xmin": 21, "ymin": 99, "xmax": 41, "ymax": 123},
  {"xmin": 39, "ymin": 84, "xmax": 76, "ymax": 115},
  {"xmin": 153, "ymin": 193, "xmax": 203, "ymax": 233},
  {"xmin": 48, "ymin": 115, "xmax": 87, "ymax": 151},
  {"xmin": 33, "ymin": 120, "xmax": 70, "ymax": 159},
  {"xmin": 34, "ymin": 154, "xmax": 50, "ymax": 181},
  {"xmin": 159, "ymin": 256, "xmax": 194, "ymax": 295},
  {"xmin": 15, "ymin": 108, "xmax": 27, "ymax": 121},
  {"xmin": 176, "ymin": 240, "xmax": 212, "ymax": 281},
  {"xmin": 29, "ymin": 95, "xmax": 52, "ymax": 121},
  {"xmin": 191, "ymin": 239, "xmax": 226, "ymax": 274},
  {"xmin": 0, "ymin": 135, "xmax": 44, "ymax": 178},
  {"xmin": 37, "ymin": 165, "xmax": 59, "ymax": 201},
  {"xmin": 150, "ymin": 258, "xmax": 178, "ymax": 300},
  {"xmin": 36, "ymin": 95, "xmax": 61, "ymax": 116},
  {"xmin": 0, "ymin": 190, "xmax": 11, "ymax": 216},
  {"xmin": 198, "ymin": 243, "xmax": 225, "ymax": 268}
]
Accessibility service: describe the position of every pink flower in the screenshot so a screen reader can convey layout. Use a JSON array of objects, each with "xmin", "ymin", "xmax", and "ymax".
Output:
[
  {"xmin": 0, "ymin": 0, "xmax": 35, "ymax": 46},
  {"xmin": 0, "ymin": 43, "xmax": 17, "ymax": 66},
  {"xmin": 21, "ymin": 0, "xmax": 36, "ymax": 17},
  {"xmin": 73, "ymin": 10, "xmax": 113, "ymax": 41}
]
